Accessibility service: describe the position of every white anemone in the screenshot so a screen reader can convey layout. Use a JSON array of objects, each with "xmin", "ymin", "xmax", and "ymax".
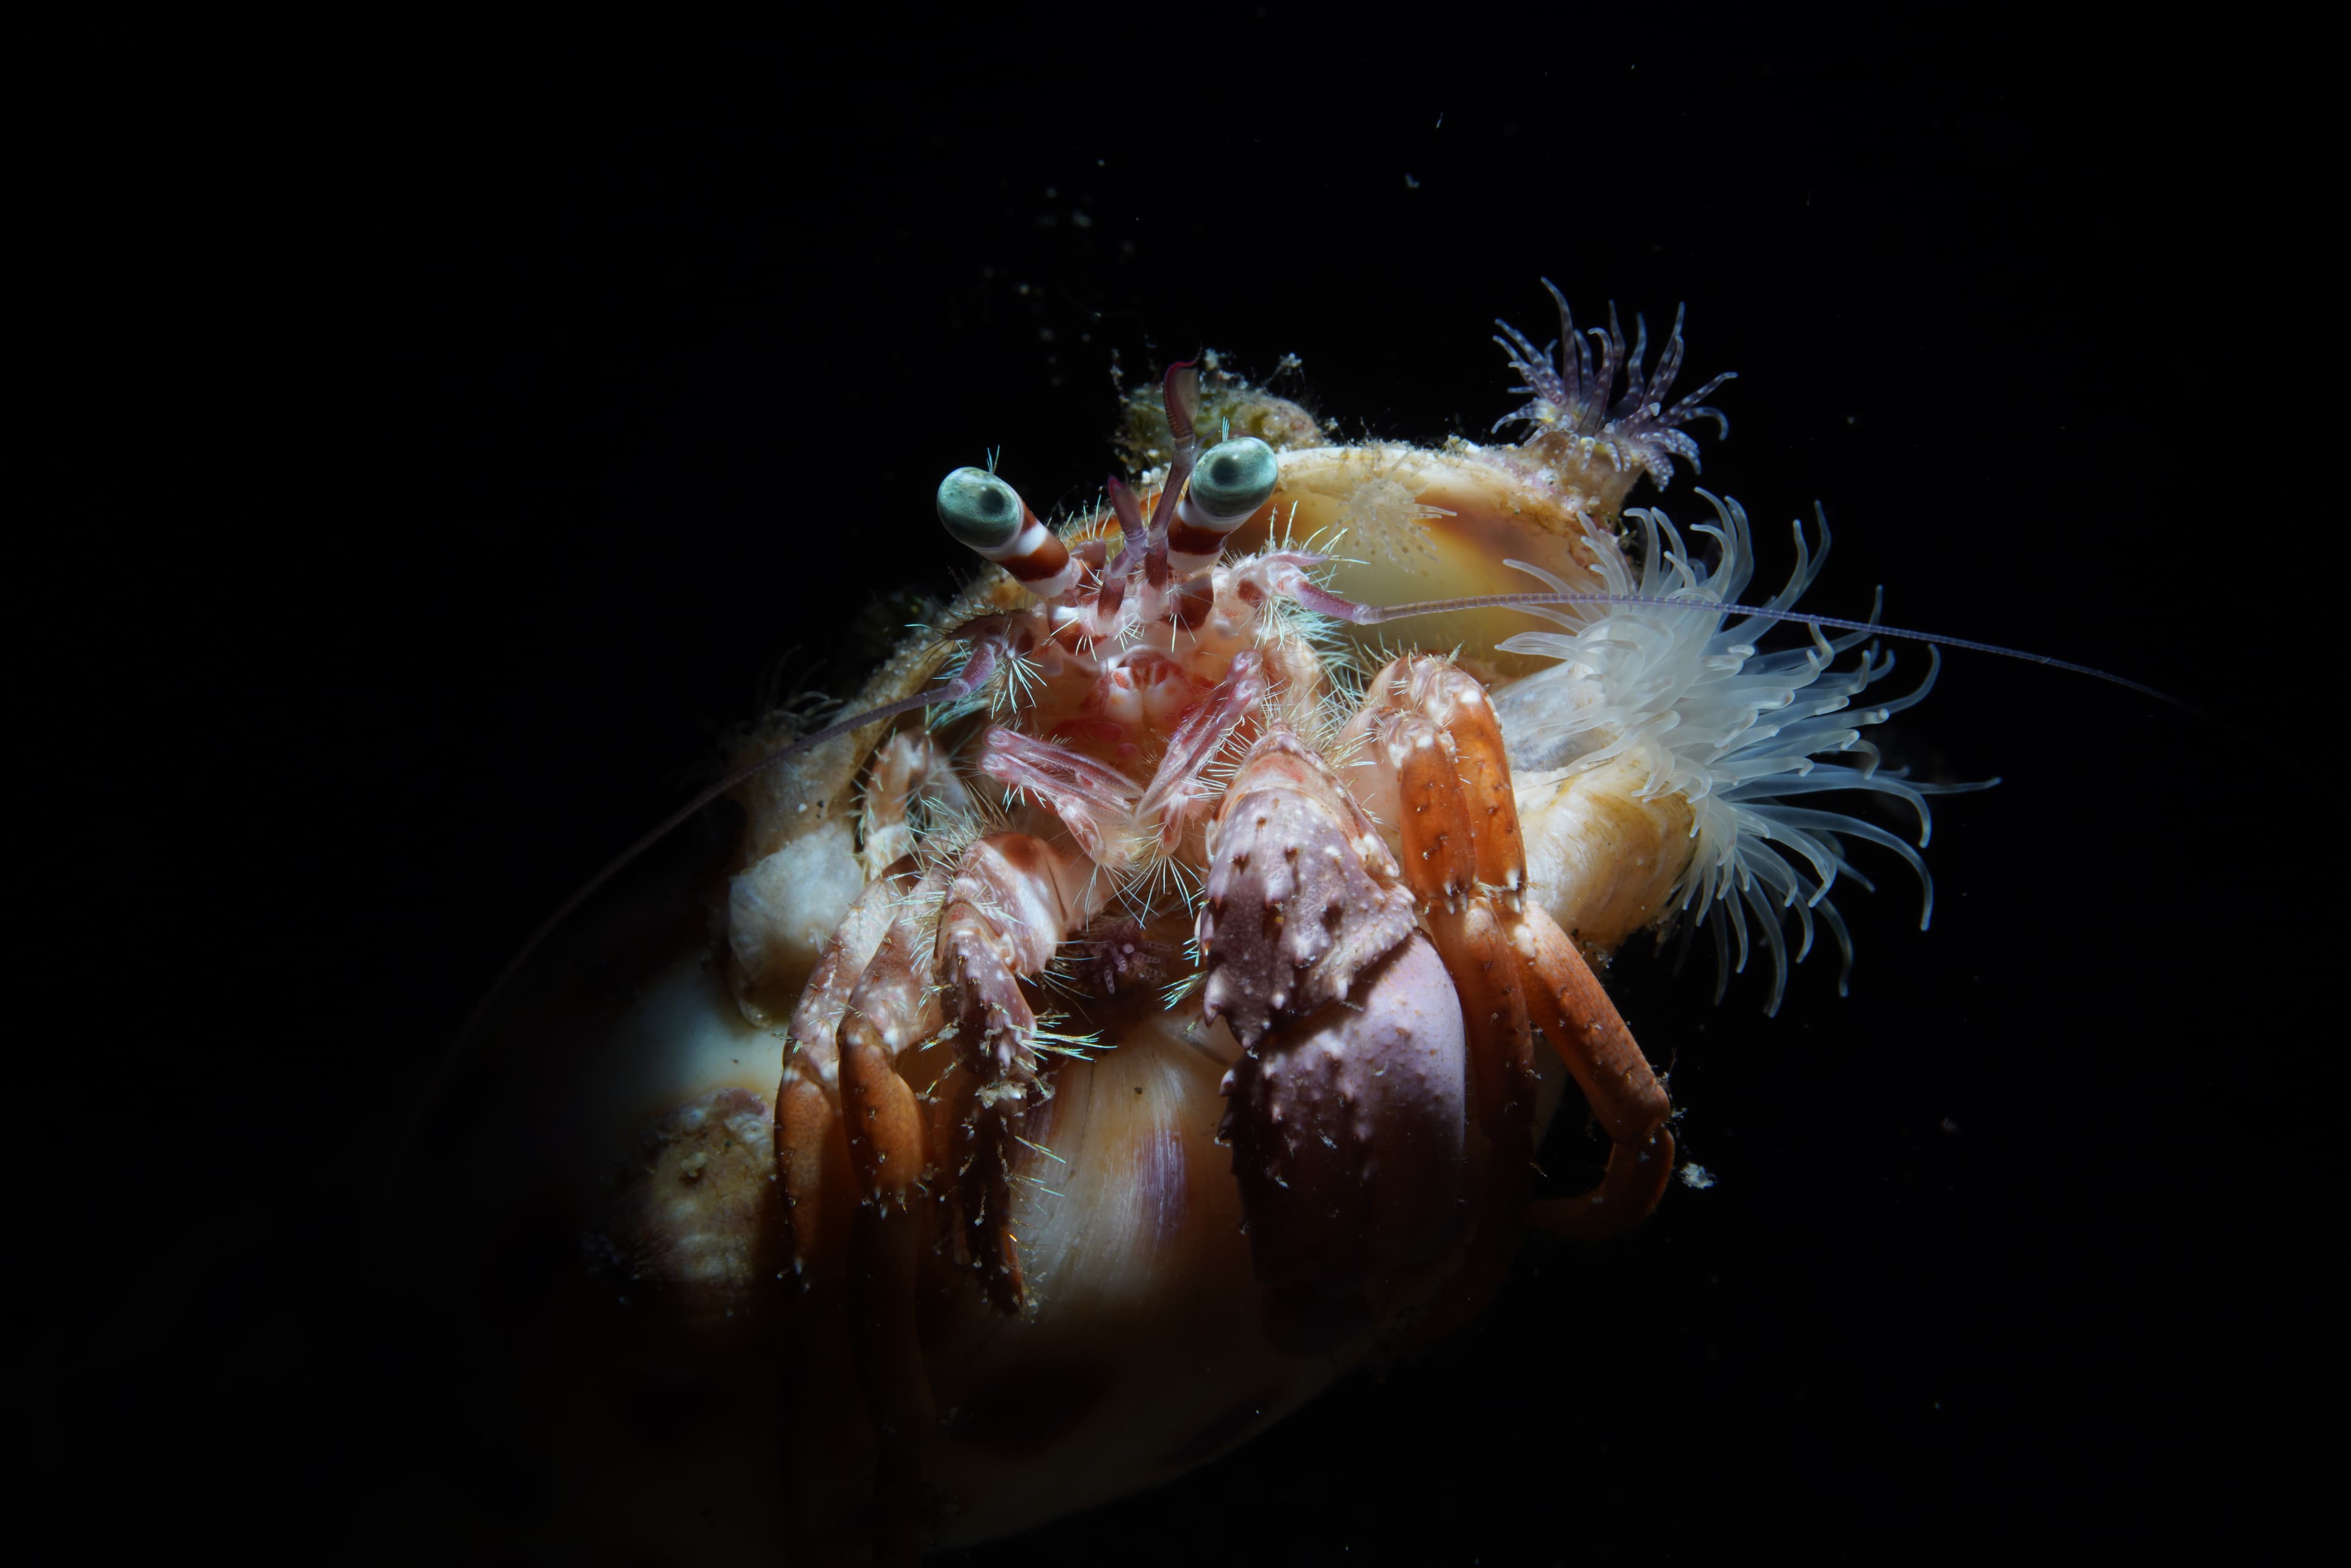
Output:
[{"xmin": 1490, "ymin": 492, "xmax": 1989, "ymax": 1013}]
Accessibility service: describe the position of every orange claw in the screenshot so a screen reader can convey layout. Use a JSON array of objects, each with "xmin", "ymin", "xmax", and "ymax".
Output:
[
  {"xmin": 1342, "ymin": 657, "xmax": 1545, "ymax": 1328},
  {"xmin": 1348, "ymin": 652, "xmax": 1674, "ymax": 1259},
  {"xmin": 771, "ymin": 857, "xmax": 920, "ymax": 1562},
  {"xmin": 776, "ymin": 872, "xmax": 900, "ymax": 1283},
  {"xmin": 1368, "ymin": 705, "xmax": 1536, "ymax": 1176},
  {"xmin": 1346, "ymin": 663, "xmax": 1540, "ymax": 1148},
  {"xmin": 1510, "ymin": 909, "xmax": 1675, "ymax": 1239},
  {"xmin": 832, "ymin": 877, "xmax": 948, "ymax": 1566},
  {"xmin": 1422, "ymin": 898, "xmax": 1537, "ymax": 1321}
]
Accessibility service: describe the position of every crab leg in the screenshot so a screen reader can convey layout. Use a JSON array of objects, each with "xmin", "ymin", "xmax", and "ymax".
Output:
[
  {"xmin": 937, "ymin": 827, "xmax": 1103, "ymax": 1310},
  {"xmin": 774, "ymin": 782, "xmax": 925, "ymax": 1564},
  {"xmin": 773, "ymin": 734, "xmax": 994, "ymax": 1561},
  {"xmin": 1344, "ymin": 655, "xmax": 1673, "ymax": 1256},
  {"xmin": 1510, "ymin": 912, "xmax": 1676, "ymax": 1239},
  {"xmin": 1422, "ymin": 898, "xmax": 1537, "ymax": 1316},
  {"xmin": 1344, "ymin": 660, "xmax": 1539, "ymax": 1150},
  {"xmin": 773, "ymin": 729, "xmax": 967, "ymax": 1561},
  {"xmin": 776, "ymin": 876, "xmax": 898, "ymax": 1283},
  {"xmin": 1340, "ymin": 660, "xmax": 1539, "ymax": 1314},
  {"xmin": 832, "ymin": 868, "xmax": 951, "ymax": 1564},
  {"xmin": 857, "ymin": 730, "xmax": 973, "ymax": 878},
  {"xmin": 770, "ymin": 732, "xmax": 960, "ymax": 1563},
  {"xmin": 778, "ymin": 732, "xmax": 967, "ymax": 1281}
]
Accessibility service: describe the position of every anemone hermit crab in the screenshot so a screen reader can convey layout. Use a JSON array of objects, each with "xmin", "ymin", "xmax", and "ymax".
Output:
[{"xmin": 421, "ymin": 282, "xmax": 1992, "ymax": 1561}]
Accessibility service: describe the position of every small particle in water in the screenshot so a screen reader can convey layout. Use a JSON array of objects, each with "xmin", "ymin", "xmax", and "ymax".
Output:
[{"xmin": 1679, "ymin": 1162, "xmax": 1715, "ymax": 1190}]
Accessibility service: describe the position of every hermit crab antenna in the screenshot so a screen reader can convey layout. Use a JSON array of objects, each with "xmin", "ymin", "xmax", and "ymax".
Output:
[
  {"xmin": 1090, "ymin": 476, "xmax": 1149, "ymax": 631},
  {"xmin": 1105, "ymin": 475, "xmax": 1148, "ymax": 571},
  {"xmin": 1162, "ymin": 358, "xmax": 1201, "ymax": 449},
  {"xmin": 400, "ymin": 636, "xmax": 1007, "ymax": 1167},
  {"xmin": 1283, "ymin": 580, "xmax": 2177, "ymax": 706},
  {"xmin": 1144, "ymin": 359, "xmax": 1204, "ymax": 585},
  {"xmin": 936, "ymin": 465, "xmax": 1080, "ymax": 599}
]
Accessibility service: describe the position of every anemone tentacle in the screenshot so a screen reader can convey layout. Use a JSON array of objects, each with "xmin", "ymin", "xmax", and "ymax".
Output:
[
  {"xmin": 1491, "ymin": 280, "xmax": 1737, "ymax": 489},
  {"xmin": 1490, "ymin": 492, "xmax": 1990, "ymax": 1014}
]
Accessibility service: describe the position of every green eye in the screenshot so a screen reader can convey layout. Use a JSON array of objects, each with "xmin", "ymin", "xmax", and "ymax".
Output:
[
  {"xmin": 936, "ymin": 467, "xmax": 1026, "ymax": 552},
  {"xmin": 1189, "ymin": 437, "xmax": 1278, "ymax": 520}
]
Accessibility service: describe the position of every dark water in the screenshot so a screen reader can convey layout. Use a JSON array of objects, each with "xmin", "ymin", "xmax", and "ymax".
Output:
[{"xmin": 22, "ymin": 13, "xmax": 2331, "ymax": 1561}]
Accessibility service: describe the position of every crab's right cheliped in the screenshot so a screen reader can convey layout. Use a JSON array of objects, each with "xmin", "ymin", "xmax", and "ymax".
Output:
[{"xmin": 433, "ymin": 282, "xmax": 1990, "ymax": 1561}]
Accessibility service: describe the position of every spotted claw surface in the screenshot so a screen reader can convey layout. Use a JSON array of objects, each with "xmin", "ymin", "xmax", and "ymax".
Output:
[{"xmin": 1220, "ymin": 932, "xmax": 1471, "ymax": 1353}]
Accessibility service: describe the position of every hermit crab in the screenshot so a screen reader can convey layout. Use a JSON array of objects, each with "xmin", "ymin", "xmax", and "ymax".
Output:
[{"xmin": 421, "ymin": 282, "xmax": 2000, "ymax": 1561}]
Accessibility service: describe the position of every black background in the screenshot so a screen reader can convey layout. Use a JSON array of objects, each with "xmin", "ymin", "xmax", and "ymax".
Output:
[{"xmin": 21, "ymin": 10, "xmax": 2338, "ymax": 1562}]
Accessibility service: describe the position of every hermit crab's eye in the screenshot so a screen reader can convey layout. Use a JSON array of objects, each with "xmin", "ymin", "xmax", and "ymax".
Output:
[
  {"xmin": 936, "ymin": 466, "xmax": 1028, "ymax": 555},
  {"xmin": 1187, "ymin": 436, "xmax": 1279, "ymax": 523}
]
